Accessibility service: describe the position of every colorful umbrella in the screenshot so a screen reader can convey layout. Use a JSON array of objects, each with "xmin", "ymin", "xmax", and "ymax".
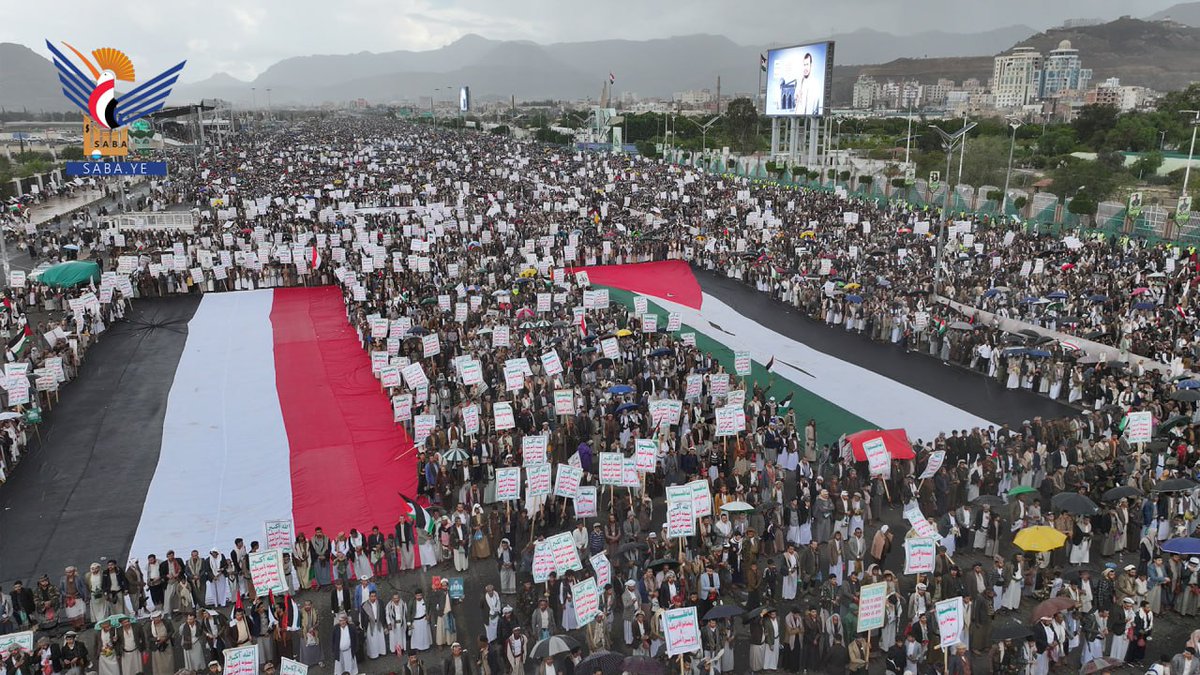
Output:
[{"xmin": 1014, "ymin": 526, "xmax": 1067, "ymax": 552}]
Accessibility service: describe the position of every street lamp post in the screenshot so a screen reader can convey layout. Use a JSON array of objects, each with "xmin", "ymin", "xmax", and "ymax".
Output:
[
  {"xmin": 1182, "ymin": 110, "xmax": 1200, "ymax": 198},
  {"xmin": 1001, "ymin": 116, "xmax": 1023, "ymax": 217},
  {"xmin": 929, "ymin": 121, "xmax": 977, "ymax": 292}
]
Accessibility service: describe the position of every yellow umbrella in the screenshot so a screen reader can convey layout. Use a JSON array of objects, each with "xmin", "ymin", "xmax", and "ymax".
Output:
[
  {"xmin": 844, "ymin": 283, "xmax": 861, "ymax": 290},
  {"xmin": 799, "ymin": 231, "xmax": 816, "ymax": 239},
  {"xmin": 1013, "ymin": 526, "xmax": 1067, "ymax": 552},
  {"xmin": 519, "ymin": 268, "xmax": 537, "ymax": 278},
  {"xmin": 616, "ymin": 329, "xmax": 633, "ymax": 337}
]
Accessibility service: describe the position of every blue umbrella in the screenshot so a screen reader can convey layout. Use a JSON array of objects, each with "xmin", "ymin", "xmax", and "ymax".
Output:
[
  {"xmin": 1003, "ymin": 347, "xmax": 1029, "ymax": 356},
  {"xmin": 608, "ymin": 385, "xmax": 634, "ymax": 395},
  {"xmin": 407, "ymin": 326, "xmax": 430, "ymax": 336},
  {"xmin": 613, "ymin": 402, "xmax": 640, "ymax": 414},
  {"xmin": 1176, "ymin": 380, "xmax": 1200, "ymax": 390},
  {"xmin": 1132, "ymin": 301, "xmax": 1155, "ymax": 311},
  {"xmin": 1027, "ymin": 349, "xmax": 1052, "ymax": 358},
  {"xmin": 1046, "ymin": 291, "xmax": 1068, "ymax": 300},
  {"xmin": 1020, "ymin": 296, "xmax": 1039, "ymax": 304},
  {"xmin": 983, "ymin": 288, "xmax": 1003, "ymax": 298},
  {"xmin": 648, "ymin": 347, "xmax": 674, "ymax": 358},
  {"xmin": 1160, "ymin": 537, "xmax": 1200, "ymax": 556},
  {"xmin": 846, "ymin": 294, "xmax": 863, "ymax": 304},
  {"xmin": 1089, "ymin": 294, "xmax": 1108, "ymax": 303}
]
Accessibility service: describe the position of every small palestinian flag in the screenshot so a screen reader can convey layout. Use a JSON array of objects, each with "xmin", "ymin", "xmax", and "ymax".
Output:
[
  {"xmin": 760, "ymin": 53, "xmax": 767, "ymax": 72},
  {"xmin": 6, "ymin": 318, "xmax": 31, "ymax": 361},
  {"xmin": 776, "ymin": 392, "xmax": 793, "ymax": 409},
  {"xmin": 609, "ymin": 72, "xmax": 616, "ymax": 85},
  {"xmin": 399, "ymin": 493, "xmax": 437, "ymax": 536},
  {"xmin": 933, "ymin": 317, "xmax": 948, "ymax": 336}
]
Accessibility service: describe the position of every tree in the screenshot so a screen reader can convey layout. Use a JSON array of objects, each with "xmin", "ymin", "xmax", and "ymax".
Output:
[
  {"xmin": 1037, "ymin": 126, "xmax": 1078, "ymax": 157},
  {"xmin": 723, "ymin": 97, "xmax": 758, "ymax": 154},
  {"xmin": 59, "ymin": 146, "xmax": 85, "ymax": 160},
  {"xmin": 1068, "ymin": 193, "xmax": 1097, "ymax": 216},
  {"xmin": 1072, "ymin": 104, "xmax": 1120, "ymax": 148},
  {"xmin": 1105, "ymin": 114, "xmax": 1157, "ymax": 152},
  {"xmin": 957, "ymin": 136, "xmax": 1010, "ymax": 188},
  {"xmin": 1050, "ymin": 156, "xmax": 1127, "ymax": 203},
  {"xmin": 1131, "ymin": 150, "xmax": 1164, "ymax": 178}
]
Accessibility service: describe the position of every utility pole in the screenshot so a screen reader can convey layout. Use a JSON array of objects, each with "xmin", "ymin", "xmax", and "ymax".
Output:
[
  {"xmin": 1182, "ymin": 110, "xmax": 1200, "ymax": 198},
  {"xmin": 1001, "ymin": 116, "xmax": 1023, "ymax": 216},
  {"xmin": 929, "ymin": 121, "xmax": 977, "ymax": 292}
]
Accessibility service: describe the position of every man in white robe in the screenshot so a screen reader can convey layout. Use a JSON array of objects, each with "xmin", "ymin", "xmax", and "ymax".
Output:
[
  {"xmin": 481, "ymin": 585, "xmax": 502, "ymax": 642},
  {"xmin": 386, "ymin": 592, "xmax": 409, "ymax": 656},
  {"xmin": 332, "ymin": 612, "xmax": 358, "ymax": 675},
  {"xmin": 763, "ymin": 609, "xmax": 780, "ymax": 671},
  {"xmin": 409, "ymin": 591, "xmax": 433, "ymax": 652},
  {"xmin": 359, "ymin": 590, "xmax": 387, "ymax": 659}
]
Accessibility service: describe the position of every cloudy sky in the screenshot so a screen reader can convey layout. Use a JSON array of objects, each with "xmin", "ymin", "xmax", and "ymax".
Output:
[{"xmin": 2, "ymin": 0, "xmax": 1180, "ymax": 82}]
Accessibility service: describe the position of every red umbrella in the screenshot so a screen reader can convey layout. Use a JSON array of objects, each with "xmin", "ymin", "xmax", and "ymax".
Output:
[{"xmin": 844, "ymin": 429, "xmax": 915, "ymax": 461}]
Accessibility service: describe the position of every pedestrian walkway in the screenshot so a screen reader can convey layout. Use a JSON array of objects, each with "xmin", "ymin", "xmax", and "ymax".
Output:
[{"xmin": 25, "ymin": 188, "xmax": 107, "ymax": 226}]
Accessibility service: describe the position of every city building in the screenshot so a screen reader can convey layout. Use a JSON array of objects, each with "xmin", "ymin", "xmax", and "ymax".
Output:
[
  {"xmin": 992, "ymin": 47, "xmax": 1043, "ymax": 109},
  {"xmin": 673, "ymin": 89, "xmax": 714, "ymax": 108},
  {"xmin": 852, "ymin": 75, "xmax": 879, "ymax": 109},
  {"xmin": 1038, "ymin": 40, "xmax": 1093, "ymax": 99},
  {"xmin": 1085, "ymin": 77, "xmax": 1160, "ymax": 111}
]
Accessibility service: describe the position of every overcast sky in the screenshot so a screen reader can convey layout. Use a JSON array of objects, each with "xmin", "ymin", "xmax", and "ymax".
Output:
[{"xmin": 1, "ymin": 0, "xmax": 1180, "ymax": 82}]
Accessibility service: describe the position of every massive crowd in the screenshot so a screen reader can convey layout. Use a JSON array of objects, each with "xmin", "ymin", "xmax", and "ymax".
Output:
[{"xmin": 1, "ymin": 117, "xmax": 1200, "ymax": 675}]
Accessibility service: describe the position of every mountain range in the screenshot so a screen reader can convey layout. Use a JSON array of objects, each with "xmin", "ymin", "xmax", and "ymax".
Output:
[{"xmin": 2, "ymin": 6, "xmax": 1199, "ymax": 113}]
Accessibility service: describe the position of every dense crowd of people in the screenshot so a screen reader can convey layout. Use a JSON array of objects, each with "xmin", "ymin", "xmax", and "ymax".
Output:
[{"xmin": 1, "ymin": 117, "xmax": 1200, "ymax": 675}]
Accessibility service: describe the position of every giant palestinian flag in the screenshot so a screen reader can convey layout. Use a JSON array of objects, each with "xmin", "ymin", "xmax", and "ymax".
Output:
[{"xmin": 570, "ymin": 261, "xmax": 1073, "ymax": 443}]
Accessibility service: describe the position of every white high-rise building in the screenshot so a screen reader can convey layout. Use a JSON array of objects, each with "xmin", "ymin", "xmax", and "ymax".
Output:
[
  {"xmin": 992, "ymin": 47, "xmax": 1043, "ymax": 109},
  {"xmin": 1039, "ymin": 40, "xmax": 1093, "ymax": 99}
]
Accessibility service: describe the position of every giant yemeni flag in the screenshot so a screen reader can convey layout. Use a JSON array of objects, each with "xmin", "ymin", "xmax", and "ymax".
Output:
[{"xmin": 127, "ymin": 287, "xmax": 416, "ymax": 557}]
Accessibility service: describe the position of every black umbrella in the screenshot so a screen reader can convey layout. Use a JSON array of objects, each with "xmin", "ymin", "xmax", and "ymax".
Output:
[
  {"xmin": 617, "ymin": 542, "xmax": 648, "ymax": 554},
  {"xmin": 1157, "ymin": 415, "xmax": 1190, "ymax": 434},
  {"xmin": 1153, "ymin": 478, "xmax": 1198, "ymax": 492},
  {"xmin": 702, "ymin": 604, "xmax": 744, "ymax": 621},
  {"xmin": 621, "ymin": 656, "xmax": 663, "ymax": 675},
  {"xmin": 991, "ymin": 619, "xmax": 1032, "ymax": 642},
  {"xmin": 1061, "ymin": 566, "xmax": 1098, "ymax": 583},
  {"xmin": 1147, "ymin": 440, "xmax": 1170, "ymax": 451},
  {"xmin": 1101, "ymin": 486, "xmax": 1143, "ymax": 502},
  {"xmin": 647, "ymin": 558, "xmax": 679, "ymax": 570},
  {"xmin": 1170, "ymin": 390, "xmax": 1200, "ymax": 402},
  {"xmin": 971, "ymin": 495, "xmax": 1007, "ymax": 508},
  {"xmin": 1050, "ymin": 492, "xmax": 1099, "ymax": 515},
  {"xmin": 742, "ymin": 605, "xmax": 775, "ymax": 619},
  {"xmin": 530, "ymin": 635, "xmax": 579, "ymax": 659},
  {"xmin": 577, "ymin": 651, "xmax": 624, "ymax": 675},
  {"xmin": 589, "ymin": 357, "xmax": 614, "ymax": 370}
]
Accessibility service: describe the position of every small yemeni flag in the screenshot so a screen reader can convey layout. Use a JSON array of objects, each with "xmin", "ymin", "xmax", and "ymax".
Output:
[
  {"xmin": 578, "ymin": 313, "xmax": 588, "ymax": 337},
  {"xmin": 609, "ymin": 72, "xmax": 616, "ymax": 85},
  {"xmin": 310, "ymin": 246, "xmax": 322, "ymax": 271},
  {"xmin": 399, "ymin": 493, "xmax": 436, "ymax": 536},
  {"xmin": 6, "ymin": 318, "xmax": 31, "ymax": 361},
  {"xmin": 522, "ymin": 332, "xmax": 534, "ymax": 347},
  {"xmin": 760, "ymin": 53, "xmax": 767, "ymax": 72}
]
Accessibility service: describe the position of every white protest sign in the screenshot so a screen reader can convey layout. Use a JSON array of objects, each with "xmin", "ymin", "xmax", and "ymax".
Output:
[
  {"xmin": 936, "ymin": 597, "xmax": 964, "ymax": 648},
  {"xmin": 573, "ymin": 577, "xmax": 601, "ymax": 626},
  {"xmin": 598, "ymin": 452, "xmax": 624, "ymax": 485},
  {"xmin": 532, "ymin": 539, "xmax": 555, "ymax": 583},
  {"xmin": 903, "ymin": 538, "xmax": 937, "ymax": 574},
  {"xmin": 541, "ymin": 349, "xmax": 564, "ymax": 377},
  {"xmin": 733, "ymin": 351, "xmax": 752, "ymax": 376},
  {"xmin": 862, "ymin": 436, "xmax": 891, "ymax": 477},
  {"xmin": 590, "ymin": 552, "xmax": 611, "ymax": 589},
  {"xmin": 688, "ymin": 479, "xmax": 712, "ymax": 517},
  {"xmin": 714, "ymin": 404, "xmax": 743, "ymax": 437},
  {"xmin": 857, "ymin": 582, "xmax": 888, "ymax": 631},
  {"xmin": 555, "ymin": 464, "xmax": 583, "ymax": 498},
  {"xmin": 522, "ymin": 435, "xmax": 549, "ymax": 465},
  {"xmin": 264, "ymin": 519, "xmax": 294, "ymax": 551},
  {"xmin": 1124, "ymin": 410, "xmax": 1153, "ymax": 444},
  {"xmin": 279, "ymin": 658, "xmax": 307, "ymax": 675},
  {"xmin": 526, "ymin": 463, "xmax": 552, "ymax": 498},
  {"xmin": 913, "ymin": 450, "xmax": 943, "ymax": 480},
  {"xmin": 663, "ymin": 607, "xmax": 702, "ymax": 656},
  {"xmin": 248, "ymin": 549, "xmax": 288, "ymax": 595},
  {"xmin": 223, "ymin": 645, "xmax": 258, "ymax": 675},
  {"xmin": 493, "ymin": 402, "xmax": 515, "ymax": 430},
  {"xmin": 667, "ymin": 499, "xmax": 695, "ymax": 538},
  {"xmin": 495, "ymin": 467, "xmax": 522, "ymax": 501},
  {"xmin": 554, "ymin": 389, "xmax": 575, "ymax": 415},
  {"xmin": 0, "ymin": 632, "xmax": 34, "ymax": 656},
  {"xmin": 575, "ymin": 486, "xmax": 598, "ymax": 517}
]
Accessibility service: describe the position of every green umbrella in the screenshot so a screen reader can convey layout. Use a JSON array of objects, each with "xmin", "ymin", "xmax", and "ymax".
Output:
[
  {"xmin": 420, "ymin": 297, "xmax": 438, "ymax": 305},
  {"xmin": 1008, "ymin": 485, "xmax": 1038, "ymax": 497},
  {"xmin": 33, "ymin": 260, "xmax": 101, "ymax": 288}
]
